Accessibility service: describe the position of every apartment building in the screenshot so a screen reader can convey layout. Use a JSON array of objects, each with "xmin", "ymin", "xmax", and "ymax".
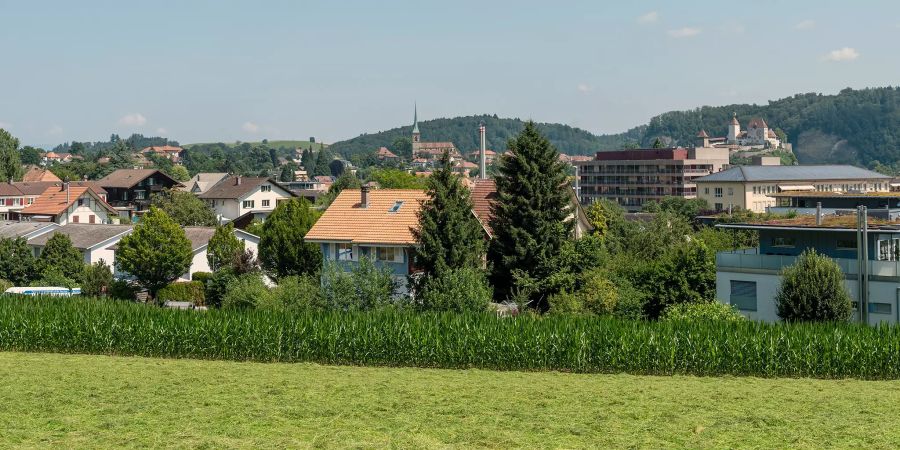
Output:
[
  {"xmin": 574, "ymin": 147, "xmax": 730, "ymax": 211},
  {"xmin": 695, "ymin": 165, "xmax": 891, "ymax": 213}
]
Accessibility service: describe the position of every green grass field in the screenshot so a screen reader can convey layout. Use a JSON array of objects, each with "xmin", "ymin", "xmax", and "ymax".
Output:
[
  {"xmin": 183, "ymin": 140, "xmax": 326, "ymax": 150},
  {"xmin": 2, "ymin": 352, "xmax": 900, "ymax": 449}
]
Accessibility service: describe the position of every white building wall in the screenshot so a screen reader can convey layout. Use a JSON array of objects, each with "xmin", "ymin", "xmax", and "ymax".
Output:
[{"xmin": 717, "ymin": 269, "xmax": 899, "ymax": 325}]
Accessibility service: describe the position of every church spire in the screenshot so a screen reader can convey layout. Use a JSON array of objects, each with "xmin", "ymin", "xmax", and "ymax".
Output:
[{"xmin": 412, "ymin": 103, "xmax": 421, "ymax": 143}]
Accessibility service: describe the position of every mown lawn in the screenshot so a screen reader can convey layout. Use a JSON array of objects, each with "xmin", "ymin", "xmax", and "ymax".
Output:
[{"xmin": 1, "ymin": 352, "xmax": 899, "ymax": 448}]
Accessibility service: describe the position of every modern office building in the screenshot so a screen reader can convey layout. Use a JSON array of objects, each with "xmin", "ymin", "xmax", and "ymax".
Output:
[{"xmin": 574, "ymin": 147, "xmax": 730, "ymax": 210}]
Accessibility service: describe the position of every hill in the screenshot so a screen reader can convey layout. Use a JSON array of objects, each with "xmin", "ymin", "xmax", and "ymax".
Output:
[
  {"xmin": 638, "ymin": 86, "xmax": 900, "ymax": 167},
  {"xmin": 183, "ymin": 139, "xmax": 326, "ymax": 151},
  {"xmin": 329, "ymin": 115, "xmax": 644, "ymax": 157}
]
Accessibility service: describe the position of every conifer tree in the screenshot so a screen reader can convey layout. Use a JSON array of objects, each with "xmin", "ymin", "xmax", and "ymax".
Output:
[
  {"xmin": 488, "ymin": 121, "xmax": 573, "ymax": 310},
  {"xmin": 258, "ymin": 198, "xmax": 322, "ymax": 279},
  {"xmin": 413, "ymin": 150, "xmax": 485, "ymax": 278}
]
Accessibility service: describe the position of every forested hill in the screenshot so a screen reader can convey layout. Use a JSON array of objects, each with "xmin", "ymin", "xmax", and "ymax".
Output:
[
  {"xmin": 329, "ymin": 115, "xmax": 645, "ymax": 157},
  {"xmin": 639, "ymin": 87, "xmax": 900, "ymax": 166}
]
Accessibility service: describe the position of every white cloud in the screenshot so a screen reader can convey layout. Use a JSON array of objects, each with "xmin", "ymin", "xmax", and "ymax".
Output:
[
  {"xmin": 156, "ymin": 127, "xmax": 168, "ymax": 135},
  {"xmin": 576, "ymin": 83, "xmax": 593, "ymax": 93},
  {"xmin": 118, "ymin": 113, "xmax": 147, "ymax": 126},
  {"xmin": 795, "ymin": 19, "xmax": 815, "ymax": 31},
  {"xmin": 242, "ymin": 121, "xmax": 261, "ymax": 133},
  {"xmin": 822, "ymin": 47, "xmax": 859, "ymax": 62},
  {"xmin": 48, "ymin": 125, "xmax": 63, "ymax": 135},
  {"xmin": 668, "ymin": 27, "xmax": 701, "ymax": 38},
  {"xmin": 636, "ymin": 11, "xmax": 659, "ymax": 25}
]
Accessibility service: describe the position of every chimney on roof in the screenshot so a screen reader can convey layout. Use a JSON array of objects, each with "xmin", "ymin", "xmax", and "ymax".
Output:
[
  {"xmin": 235, "ymin": 175, "xmax": 242, "ymax": 186},
  {"xmin": 816, "ymin": 202, "xmax": 823, "ymax": 226},
  {"xmin": 361, "ymin": 185, "xmax": 370, "ymax": 208},
  {"xmin": 64, "ymin": 180, "xmax": 70, "ymax": 205},
  {"xmin": 479, "ymin": 123, "xmax": 487, "ymax": 180}
]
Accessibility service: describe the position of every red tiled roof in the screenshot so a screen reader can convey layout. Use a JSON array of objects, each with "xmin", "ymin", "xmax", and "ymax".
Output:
[
  {"xmin": 141, "ymin": 145, "xmax": 183, "ymax": 153},
  {"xmin": 748, "ymin": 118, "xmax": 768, "ymax": 129},
  {"xmin": 22, "ymin": 166, "xmax": 61, "ymax": 182},
  {"xmin": 470, "ymin": 179, "xmax": 497, "ymax": 236},
  {"xmin": 19, "ymin": 186, "xmax": 110, "ymax": 216},
  {"xmin": 305, "ymin": 189, "xmax": 427, "ymax": 246},
  {"xmin": 376, "ymin": 147, "xmax": 398, "ymax": 158}
]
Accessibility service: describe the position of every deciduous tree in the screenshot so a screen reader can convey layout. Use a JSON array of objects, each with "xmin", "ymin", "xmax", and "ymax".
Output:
[
  {"xmin": 116, "ymin": 207, "xmax": 193, "ymax": 299},
  {"xmin": 150, "ymin": 188, "xmax": 218, "ymax": 226},
  {"xmin": 776, "ymin": 249, "xmax": 852, "ymax": 322},
  {"xmin": 207, "ymin": 223, "xmax": 244, "ymax": 271},
  {"xmin": 37, "ymin": 233, "xmax": 84, "ymax": 281},
  {"xmin": 0, "ymin": 128, "xmax": 24, "ymax": 182}
]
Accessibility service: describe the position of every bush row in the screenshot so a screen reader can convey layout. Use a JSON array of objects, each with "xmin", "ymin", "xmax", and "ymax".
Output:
[{"xmin": 3, "ymin": 296, "xmax": 900, "ymax": 379}]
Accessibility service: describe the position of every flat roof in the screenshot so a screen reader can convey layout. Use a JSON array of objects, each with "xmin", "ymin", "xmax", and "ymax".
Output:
[{"xmin": 716, "ymin": 215, "xmax": 900, "ymax": 233}]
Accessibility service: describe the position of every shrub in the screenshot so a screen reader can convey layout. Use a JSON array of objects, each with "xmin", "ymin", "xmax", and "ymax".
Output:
[
  {"xmin": 81, "ymin": 261, "xmax": 113, "ymax": 297},
  {"xmin": 548, "ymin": 291, "xmax": 583, "ymax": 315},
  {"xmin": 108, "ymin": 280, "xmax": 140, "ymax": 301},
  {"xmin": 417, "ymin": 267, "xmax": 492, "ymax": 313},
  {"xmin": 0, "ymin": 237, "xmax": 37, "ymax": 285},
  {"xmin": 611, "ymin": 280, "xmax": 647, "ymax": 321},
  {"xmin": 662, "ymin": 302, "xmax": 746, "ymax": 322},
  {"xmin": 205, "ymin": 269, "xmax": 238, "ymax": 308},
  {"xmin": 272, "ymin": 275, "xmax": 325, "ymax": 311},
  {"xmin": 0, "ymin": 279, "xmax": 12, "ymax": 293},
  {"xmin": 578, "ymin": 270, "xmax": 617, "ymax": 315},
  {"xmin": 191, "ymin": 272, "xmax": 213, "ymax": 285},
  {"xmin": 156, "ymin": 281, "xmax": 206, "ymax": 305},
  {"xmin": 5, "ymin": 297, "xmax": 900, "ymax": 379},
  {"xmin": 221, "ymin": 274, "xmax": 273, "ymax": 310},
  {"xmin": 29, "ymin": 268, "xmax": 78, "ymax": 289},
  {"xmin": 321, "ymin": 258, "xmax": 396, "ymax": 310},
  {"xmin": 776, "ymin": 249, "xmax": 853, "ymax": 322}
]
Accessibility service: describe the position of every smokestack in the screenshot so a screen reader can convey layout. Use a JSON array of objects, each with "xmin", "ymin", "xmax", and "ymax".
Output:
[
  {"xmin": 479, "ymin": 123, "xmax": 487, "ymax": 179},
  {"xmin": 816, "ymin": 202, "xmax": 822, "ymax": 225},
  {"xmin": 360, "ymin": 185, "xmax": 370, "ymax": 208}
]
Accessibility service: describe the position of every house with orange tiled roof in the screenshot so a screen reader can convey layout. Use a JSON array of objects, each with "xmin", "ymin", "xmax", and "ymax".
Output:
[
  {"xmin": 17, "ymin": 183, "xmax": 118, "ymax": 225},
  {"xmin": 22, "ymin": 166, "xmax": 61, "ymax": 182},
  {"xmin": 141, "ymin": 145, "xmax": 184, "ymax": 163},
  {"xmin": 305, "ymin": 187, "xmax": 428, "ymax": 292},
  {"xmin": 376, "ymin": 147, "xmax": 399, "ymax": 162}
]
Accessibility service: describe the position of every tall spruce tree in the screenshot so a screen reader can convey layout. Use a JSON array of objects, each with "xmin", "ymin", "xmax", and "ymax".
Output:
[
  {"xmin": 488, "ymin": 121, "xmax": 574, "ymax": 310},
  {"xmin": 413, "ymin": 150, "xmax": 485, "ymax": 278}
]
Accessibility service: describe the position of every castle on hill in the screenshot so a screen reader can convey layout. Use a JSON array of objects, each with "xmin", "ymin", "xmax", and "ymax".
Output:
[{"xmin": 697, "ymin": 113, "xmax": 785, "ymax": 151}]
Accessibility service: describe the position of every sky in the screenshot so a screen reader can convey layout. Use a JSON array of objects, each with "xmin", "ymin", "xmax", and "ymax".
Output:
[{"xmin": 1, "ymin": 0, "xmax": 898, "ymax": 148}]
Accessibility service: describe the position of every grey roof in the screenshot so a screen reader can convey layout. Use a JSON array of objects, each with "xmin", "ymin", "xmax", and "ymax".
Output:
[
  {"xmin": 27, "ymin": 224, "xmax": 133, "ymax": 250},
  {"xmin": 183, "ymin": 227, "xmax": 217, "ymax": 251},
  {"xmin": 0, "ymin": 221, "xmax": 56, "ymax": 240},
  {"xmin": 695, "ymin": 165, "xmax": 891, "ymax": 183}
]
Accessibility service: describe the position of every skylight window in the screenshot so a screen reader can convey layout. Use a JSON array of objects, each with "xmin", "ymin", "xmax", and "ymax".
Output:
[{"xmin": 389, "ymin": 201, "xmax": 404, "ymax": 213}]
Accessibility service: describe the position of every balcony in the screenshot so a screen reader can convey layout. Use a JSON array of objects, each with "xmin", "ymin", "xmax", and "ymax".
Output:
[{"xmin": 716, "ymin": 248, "xmax": 900, "ymax": 278}]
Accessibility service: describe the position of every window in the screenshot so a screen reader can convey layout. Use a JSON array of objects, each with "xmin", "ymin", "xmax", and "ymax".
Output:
[
  {"xmin": 243, "ymin": 200, "xmax": 255, "ymax": 209},
  {"xmin": 869, "ymin": 302, "xmax": 892, "ymax": 315},
  {"xmin": 714, "ymin": 203, "xmax": 723, "ymax": 211},
  {"xmin": 261, "ymin": 185, "xmax": 272, "ymax": 192},
  {"xmin": 714, "ymin": 187, "xmax": 723, "ymax": 198},
  {"xmin": 389, "ymin": 201, "xmax": 404, "ymax": 213},
  {"xmin": 877, "ymin": 238, "xmax": 900, "ymax": 261},
  {"xmin": 147, "ymin": 177, "xmax": 155, "ymax": 186},
  {"xmin": 772, "ymin": 237, "xmax": 796, "ymax": 248},
  {"xmin": 730, "ymin": 280, "xmax": 757, "ymax": 311},
  {"xmin": 89, "ymin": 215, "xmax": 95, "ymax": 224},
  {"xmin": 135, "ymin": 191, "xmax": 145, "ymax": 200},
  {"xmin": 837, "ymin": 239, "xmax": 857, "ymax": 250},
  {"xmin": 73, "ymin": 216, "xmax": 79, "ymax": 223},
  {"xmin": 376, "ymin": 247, "xmax": 403, "ymax": 263},
  {"xmin": 262, "ymin": 199, "xmax": 270, "ymax": 208},
  {"xmin": 336, "ymin": 243, "xmax": 354, "ymax": 261},
  {"xmin": 727, "ymin": 187, "xmax": 734, "ymax": 196},
  {"xmin": 704, "ymin": 187, "xmax": 709, "ymax": 195}
]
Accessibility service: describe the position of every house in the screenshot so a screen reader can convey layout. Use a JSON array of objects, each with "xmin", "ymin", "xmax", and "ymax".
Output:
[
  {"xmin": 17, "ymin": 184, "xmax": 118, "ymax": 225},
  {"xmin": 97, "ymin": 169, "xmax": 183, "ymax": 221},
  {"xmin": 469, "ymin": 178, "xmax": 592, "ymax": 239},
  {"xmin": 41, "ymin": 152, "xmax": 78, "ymax": 165},
  {"xmin": 198, "ymin": 175, "xmax": 297, "ymax": 222},
  {"xmin": 180, "ymin": 227, "xmax": 260, "ymax": 281},
  {"xmin": 305, "ymin": 187, "xmax": 428, "ymax": 294},
  {"xmin": 469, "ymin": 149, "xmax": 497, "ymax": 165},
  {"xmin": 0, "ymin": 183, "xmax": 25, "ymax": 221},
  {"xmin": 453, "ymin": 160, "xmax": 478, "ymax": 176},
  {"xmin": 181, "ymin": 173, "xmax": 229, "ymax": 195},
  {"xmin": 141, "ymin": 145, "xmax": 184, "ymax": 163},
  {"xmin": 2, "ymin": 181, "xmax": 108, "ymax": 221},
  {"xmin": 714, "ymin": 214, "xmax": 900, "ymax": 325},
  {"xmin": 376, "ymin": 147, "xmax": 399, "ymax": 162},
  {"xmin": 694, "ymin": 165, "xmax": 891, "ymax": 213},
  {"xmin": 410, "ymin": 106, "xmax": 460, "ymax": 162},
  {"xmin": 283, "ymin": 177, "xmax": 331, "ymax": 203},
  {"xmin": 22, "ymin": 166, "xmax": 61, "ymax": 182},
  {"xmin": 0, "ymin": 220, "xmax": 58, "ymax": 241},
  {"xmin": 27, "ymin": 224, "xmax": 133, "ymax": 267},
  {"xmin": 574, "ymin": 147, "xmax": 730, "ymax": 211}
]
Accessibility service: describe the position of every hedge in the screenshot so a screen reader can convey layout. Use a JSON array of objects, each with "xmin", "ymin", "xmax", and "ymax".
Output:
[
  {"xmin": 2, "ymin": 296, "xmax": 900, "ymax": 379},
  {"xmin": 156, "ymin": 282, "xmax": 205, "ymax": 305}
]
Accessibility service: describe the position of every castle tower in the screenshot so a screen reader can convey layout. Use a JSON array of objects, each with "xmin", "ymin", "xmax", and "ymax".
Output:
[
  {"xmin": 727, "ymin": 112, "xmax": 740, "ymax": 143},
  {"xmin": 412, "ymin": 104, "xmax": 421, "ymax": 143},
  {"xmin": 696, "ymin": 129, "xmax": 710, "ymax": 148}
]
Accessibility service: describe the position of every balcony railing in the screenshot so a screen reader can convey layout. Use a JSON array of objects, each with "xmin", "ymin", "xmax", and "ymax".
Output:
[{"xmin": 716, "ymin": 249, "xmax": 900, "ymax": 278}]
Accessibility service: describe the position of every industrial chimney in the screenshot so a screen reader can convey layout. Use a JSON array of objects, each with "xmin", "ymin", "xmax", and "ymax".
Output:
[
  {"xmin": 360, "ymin": 185, "xmax": 370, "ymax": 208},
  {"xmin": 478, "ymin": 123, "xmax": 487, "ymax": 179}
]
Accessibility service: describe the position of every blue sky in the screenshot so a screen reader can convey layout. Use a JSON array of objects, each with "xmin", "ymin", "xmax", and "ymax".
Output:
[{"xmin": 1, "ymin": 0, "xmax": 898, "ymax": 147}]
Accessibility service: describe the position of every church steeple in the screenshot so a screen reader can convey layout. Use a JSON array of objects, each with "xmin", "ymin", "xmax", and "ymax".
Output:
[{"xmin": 412, "ymin": 103, "xmax": 421, "ymax": 143}]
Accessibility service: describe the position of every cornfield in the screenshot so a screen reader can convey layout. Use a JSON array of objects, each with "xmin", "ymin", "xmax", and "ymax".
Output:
[{"xmin": 2, "ymin": 296, "xmax": 900, "ymax": 379}]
